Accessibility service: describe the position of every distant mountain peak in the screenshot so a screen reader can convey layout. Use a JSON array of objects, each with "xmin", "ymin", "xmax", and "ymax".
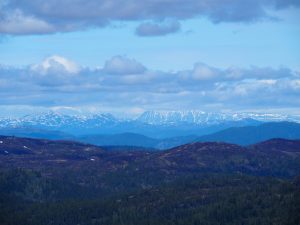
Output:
[
  {"xmin": 0, "ymin": 111, "xmax": 119, "ymax": 130},
  {"xmin": 137, "ymin": 110, "xmax": 300, "ymax": 125}
]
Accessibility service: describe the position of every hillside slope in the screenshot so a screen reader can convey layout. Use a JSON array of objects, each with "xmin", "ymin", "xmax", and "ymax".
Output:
[
  {"xmin": 197, "ymin": 122, "xmax": 300, "ymax": 145},
  {"xmin": 1, "ymin": 136, "xmax": 299, "ymax": 225}
]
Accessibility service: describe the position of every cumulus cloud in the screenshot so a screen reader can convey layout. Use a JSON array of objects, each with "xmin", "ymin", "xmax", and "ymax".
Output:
[
  {"xmin": 136, "ymin": 20, "xmax": 180, "ymax": 36},
  {"xmin": 1, "ymin": 0, "xmax": 299, "ymax": 35},
  {"xmin": 26, "ymin": 55, "xmax": 82, "ymax": 86},
  {"xmin": 191, "ymin": 63, "xmax": 219, "ymax": 80},
  {"xmin": 0, "ymin": 55, "xmax": 299, "ymax": 112},
  {"xmin": 103, "ymin": 55, "xmax": 146, "ymax": 75},
  {"xmin": 30, "ymin": 55, "xmax": 81, "ymax": 75}
]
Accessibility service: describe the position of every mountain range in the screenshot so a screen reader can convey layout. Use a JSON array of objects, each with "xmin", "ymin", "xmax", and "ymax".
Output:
[
  {"xmin": 138, "ymin": 110, "xmax": 300, "ymax": 125},
  {"xmin": 1, "ymin": 111, "xmax": 300, "ymax": 137},
  {"xmin": 1, "ymin": 111, "xmax": 300, "ymax": 149},
  {"xmin": 1, "ymin": 121, "xmax": 299, "ymax": 149}
]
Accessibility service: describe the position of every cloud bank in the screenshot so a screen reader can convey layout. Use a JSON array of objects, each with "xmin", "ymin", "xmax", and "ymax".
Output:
[
  {"xmin": 1, "ymin": 0, "xmax": 299, "ymax": 35},
  {"xmin": 0, "ymin": 55, "xmax": 299, "ymax": 113}
]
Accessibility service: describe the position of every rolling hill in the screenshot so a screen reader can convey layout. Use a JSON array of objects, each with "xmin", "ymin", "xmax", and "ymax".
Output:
[
  {"xmin": 1, "ymin": 135, "xmax": 300, "ymax": 181},
  {"xmin": 197, "ymin": 122, "xmax": 300, "ymax": 145},
  {"xmin": 2, "ymin": 120, "xmax": 299, "ymax": 149},
  {"xmin": 1, "ymin": 136, "xmax": 299, "ymax": 225}
]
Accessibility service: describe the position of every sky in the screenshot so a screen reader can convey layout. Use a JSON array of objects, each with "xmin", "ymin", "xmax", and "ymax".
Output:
[{"xmin": 0, "ymin": 0, "xmax": 299, "ymax": 117}]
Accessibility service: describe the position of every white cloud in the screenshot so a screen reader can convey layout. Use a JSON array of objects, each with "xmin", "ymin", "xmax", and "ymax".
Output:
[
  {"xmin": 192, "ymin": 63, "xmax": 219, "ymax": 80},
  {"xmin": 257, "ymin": 79, "xmax": 277, "ymax": 85},
  {"xmin": 103, "ymin": 55, "xmax": 146, "ymax": 75},
  {"xmin": 0, "ymin": 56, "xmax": 299, "ymax": 112},
  {"xmin": 30, "ymin": 55, "xmax": 81, "ymax": 75},
  {"xmin": 289, "ymin": 79, "xmax": 300, "ymax": 90}
]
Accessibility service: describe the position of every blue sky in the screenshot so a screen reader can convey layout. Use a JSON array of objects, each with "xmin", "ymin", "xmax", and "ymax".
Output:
[{"xmin": 0, "ymin": 0, "xmax": 299, "ymax": 117}]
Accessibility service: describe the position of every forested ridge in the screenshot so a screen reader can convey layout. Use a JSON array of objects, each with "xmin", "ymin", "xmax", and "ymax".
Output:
[{"xmin": 0, "ymin": 136, "xmax": 300, "ymax": 225}]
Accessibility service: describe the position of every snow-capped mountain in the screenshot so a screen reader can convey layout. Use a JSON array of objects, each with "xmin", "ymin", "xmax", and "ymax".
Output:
[
  {"xmin": 1, "ymin": 110, "xmax": 300, "ymax": 129},
  {"xmin": 0, "ymin": 110, "xmax": 299, "ymax": 138},
  {"xmin": 137, "ymin": 111, "xmax": 300, "ymax": 125},
  {"xmin": 0, "ymin": 112, "xmax": 119, "ymax": 130},
  {"xmin": 138, "ymin": 111, "xmax": 234, "ymax": 125}
]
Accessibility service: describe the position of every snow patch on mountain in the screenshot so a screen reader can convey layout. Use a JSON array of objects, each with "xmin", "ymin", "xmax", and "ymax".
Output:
[
  {"xmin": 0, "ymin": 111, "xmax": 119, "ymax": 129},
  {"xmin": 137, "ymin": 111, "xmax": 300, "ymax": 125},
  {"xmin": 0, "ymin": 110, "xmax": 299, "ymax": 131}
]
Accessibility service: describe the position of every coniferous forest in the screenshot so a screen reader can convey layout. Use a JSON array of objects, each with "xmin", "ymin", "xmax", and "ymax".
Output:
[{"xmin": 0, "ymin": 136, "xmax": 300, "ymax": 225}]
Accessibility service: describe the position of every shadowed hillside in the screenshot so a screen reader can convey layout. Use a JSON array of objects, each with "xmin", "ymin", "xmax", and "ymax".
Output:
[
  {"xmin": 197, "ymin": 122, "xmax": 300, "ymax": 145},
  {"xmin": 0, "ymin": 136, "xmax": 299, "ymax": 225}
]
